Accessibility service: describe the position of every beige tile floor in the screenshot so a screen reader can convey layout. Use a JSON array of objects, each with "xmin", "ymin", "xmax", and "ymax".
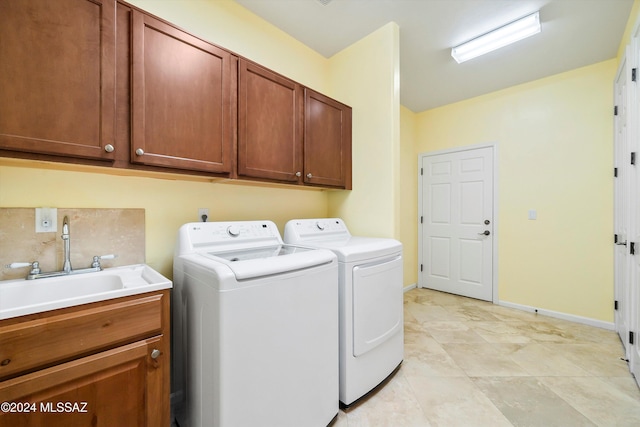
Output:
[{"xmin": 330, "ymin": 288, "xmax": 640, "ymax": 427}]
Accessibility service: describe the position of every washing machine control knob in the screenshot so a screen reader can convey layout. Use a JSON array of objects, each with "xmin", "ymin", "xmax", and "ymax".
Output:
[
  {"xmin": 227, "ymin": 225, "xmax": 240, "ymax": 237},
  {"xmin": 316, "ymin": 221, "xmax": 325, "ymax": 230}
]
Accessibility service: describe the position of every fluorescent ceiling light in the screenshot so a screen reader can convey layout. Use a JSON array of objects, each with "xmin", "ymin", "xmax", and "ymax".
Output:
[{"xmin": 451, "ymin": 12, "xmax": 541, "ymax": 63}]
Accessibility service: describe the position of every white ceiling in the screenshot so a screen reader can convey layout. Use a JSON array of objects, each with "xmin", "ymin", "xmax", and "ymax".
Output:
[{"xmin": 234, "ymin": 0, "xmax": 634, "ymax": 112}]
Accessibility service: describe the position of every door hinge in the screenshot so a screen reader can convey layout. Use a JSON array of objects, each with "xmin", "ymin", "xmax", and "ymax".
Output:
[
  {"xmin": 615, "ymin": 105, "xmax": 619, "ymax": 115},
  {"xmin": 420, "ymin": 264, "xmax": 423, "ymax": 272},
  {"xmin": 615, "ymin": 233, "xmax": 619, "ymax": 244},
  {"xmin": 421, "ymin": 167, "xmax": 424, "ymax": 175},
  {"xmin": 615, "ymin": 167, "xmax": 618, "ymax": 177},
  {"xmin": 633, "ymin": 68, "xmax": 638, "ymax": 82},
  {"xmin": 632, "ymin": 152, "xmax": 636, "ymax": 165},
  {"xmin": 420, "ymin": 216, "xmax": 423, "ymax": 224},
  {"xmin": 631, "ymin": 242, "xmax": 636, "ymax": 255},
  {"xmin": 630, "ymin": 331, "xmax": 635, "ymax": 345},
  {"xmin": 615, "ymin": 300, "xmax": 619, "ymax": 310}
]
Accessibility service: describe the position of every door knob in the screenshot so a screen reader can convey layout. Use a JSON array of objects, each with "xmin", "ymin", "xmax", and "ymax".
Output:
[
  {"xmin": 151, "ymin": 349, "xmax": 161, "ymax": 359},
  {"xmin": 478, "ymin": 230, "xmax": 490, "ymax": 236}
]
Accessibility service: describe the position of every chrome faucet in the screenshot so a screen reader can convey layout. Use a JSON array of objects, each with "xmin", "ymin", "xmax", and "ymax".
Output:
[
  {"xmin": 61, "ymin": 215, "xmax": 72, "ymax": 273},
  {"xmin": 4, "ymin": 215, "xmax": 117, "ymax": 280}
]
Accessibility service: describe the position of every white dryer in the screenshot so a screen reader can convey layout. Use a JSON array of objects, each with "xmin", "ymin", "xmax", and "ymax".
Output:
[
  {"xmin": 172, "ymin": 220, "xmax": 339, "ymax": 427},
  {"xmin": 284, "ymin": 218, "xmax": 403, "ymax": 406}
]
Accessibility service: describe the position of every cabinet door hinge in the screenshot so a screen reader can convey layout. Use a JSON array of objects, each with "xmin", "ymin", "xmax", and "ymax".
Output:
[
  {"xmin": 615, "ymin": 300, "xmax": 619, "ymax": 311},
  {"xmin": 631, "ymin": 242, "xmax": 636, "ymax": 255},
  {"xmin": 420, "ymin": 264, "xmax": 423, "ymax": 272},
  {"xmin": 630, "ymin": 331, "xmax": 635, "ymax": 345},
  {"xmin": 420, "ymin": 216, "xmax": 423, "ymax": 224},
  {"xmin": 633, "ymin": 68, "xmax": 638, "ymax": 82},
  {"xmin": 421, "ymin": 167, "xmax": 424, "ymax": 175},
  {"xmin": 615, "ymin": 167, "xmax": 618, "ymax": 177},
  {"xmin": 615, "ymin": 105, "xmax": 619, "ymax": 115},
  {"xmin": 615, "ymin": 234, "xmax": 619, "ymax": 244},
  {"xmin": 632, "ymin": 152, "xmax": 636, "ymax": 165}
]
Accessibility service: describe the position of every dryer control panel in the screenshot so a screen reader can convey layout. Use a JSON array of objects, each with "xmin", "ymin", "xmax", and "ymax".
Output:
[{"xmin": 284, "ymin": 218, "xmax": 350, "ymax": 242}]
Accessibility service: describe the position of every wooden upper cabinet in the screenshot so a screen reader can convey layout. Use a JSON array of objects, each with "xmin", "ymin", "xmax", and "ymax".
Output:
[
  {"xmin": 238, "ymin": 59, "xmax": 303, "ymax": 183},
  {"xmin": 0, "ymin": 0, "xmax": 116, "ymax": 160},
  {"xmin": 0, "ymin": 1, "xmax": 352, "ymax": 189},
  {"xmin": 304, "ymin": 89, "xmax": 352, "ymax": 189},
  {"xmin": 131, "ymin": 11, "xmax": 234, "ymax": 174}
]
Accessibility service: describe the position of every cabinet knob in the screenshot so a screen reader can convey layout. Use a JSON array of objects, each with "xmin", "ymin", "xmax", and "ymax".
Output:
[
  {"xmin": 135, "ymin": 148, "xmax": 144, "ymax": 156},
  {"xmin": 104, "ymin": 144, "xmax": 115, "ymax": 153},
  {"xmin": 295, "ymin": 171, "xmax": 301, "ymax": 177},
  {"xmin": 151, "ymin": 349, "xmax": 161, "ymax": 359},
  {"xmin": 306, "ymin": 173, "xmax": 313, "ymax": 179}
]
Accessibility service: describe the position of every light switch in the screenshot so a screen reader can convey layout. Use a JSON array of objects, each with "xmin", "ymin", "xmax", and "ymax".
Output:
[{"xmin": 528, "ymin": 209, "xmax": 537, "ymax": 220}]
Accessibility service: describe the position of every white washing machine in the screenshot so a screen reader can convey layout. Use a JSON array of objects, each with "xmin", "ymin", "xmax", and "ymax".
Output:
[
  {"xmin": 172, "ymin": 220, "xmax": 339, "ymax": 427},
  {"xmin": 284, "ymin": 218, "xmax": 403, "ymax": 406}
]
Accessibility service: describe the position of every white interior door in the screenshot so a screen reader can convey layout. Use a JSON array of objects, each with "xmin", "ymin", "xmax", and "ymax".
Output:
[
  {"xmin": 630, "ymin": 28, "xmax": 640, "ymax": 385},
  {"xmin": 614, "ymin": 49, "xmax": 631, "ymax": 358},
  {"xmin": 419, "ymin": 145, "xmax": 495, "ymax": 302}
]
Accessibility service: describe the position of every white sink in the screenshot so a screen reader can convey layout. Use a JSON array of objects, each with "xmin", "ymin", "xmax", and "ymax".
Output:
[{"xmin": 0, "ymin": 264, "xmax": 172, "ymax": 320}]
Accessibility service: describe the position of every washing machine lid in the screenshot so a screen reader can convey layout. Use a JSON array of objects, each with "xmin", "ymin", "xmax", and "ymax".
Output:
[
  {"xmin": 197, "ymin": 244, "xmax": 334, "ymax": 280},
  {"xmin": 298, "ymin": 237, "xmax": 401, "ymax": 263}
]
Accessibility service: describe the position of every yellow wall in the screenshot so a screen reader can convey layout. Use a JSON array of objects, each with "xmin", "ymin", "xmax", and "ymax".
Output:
[
  {"xmin": 400, "ymin": 106, "xmax": 419, "ymax": 286},
  {"xmin": 327, "ymin": 22, "xmax": 402, "ymax": 239},
  {"xmin": 414, "ymin": 60, "xmax": 616, "ymax": 321},
  {"xmin": 0, "ymin": 162, "xmax": 329, "ymax": 278}
]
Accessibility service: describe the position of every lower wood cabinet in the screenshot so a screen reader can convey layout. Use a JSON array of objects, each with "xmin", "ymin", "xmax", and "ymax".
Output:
[{"xmin": 0, "ymin": 290, "xmax": 170, "ymax": 427}]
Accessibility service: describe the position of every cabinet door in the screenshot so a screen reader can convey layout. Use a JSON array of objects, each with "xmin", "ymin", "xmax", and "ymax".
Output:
[
  {"xmin": 0, "ymin": 337, "xmax": 167, "ymax": 427},
  {"xmin": 131, "ymin": 11, "xmax": 234, "ymax": 174},
  {"xmin": 304, "ymin": 89, "xmax": 352, "ymax": 189},
  {"xmin": 0, "ymin": 0, "xmax": 116, "ymax": 160},
  {"xmin": 238, "ymin": 59, "xmax": 303, "ymax": 182}
]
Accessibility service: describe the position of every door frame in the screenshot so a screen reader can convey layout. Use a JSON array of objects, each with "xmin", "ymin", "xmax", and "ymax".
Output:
[{"xmin": 417, "ymin": 142, "xmax": 499, "ymax": 303}]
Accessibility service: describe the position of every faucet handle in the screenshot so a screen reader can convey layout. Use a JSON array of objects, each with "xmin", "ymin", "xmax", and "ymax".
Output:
[
  {"xmin": 5, "ymin": 261, "xmax": 41, "ymax": 275},
  {"xmin": 91, "ymin": 254, "xmax": 117, "ymax": 269},
  {"xmin": 5, "ymin": 262, "xmax": 33, "ymax": 269}
]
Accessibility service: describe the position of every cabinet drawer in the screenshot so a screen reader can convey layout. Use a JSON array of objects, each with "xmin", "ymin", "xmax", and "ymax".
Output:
[{"xmin": 0, "ymin": 293, "xmax": 163, "ymax": 381}]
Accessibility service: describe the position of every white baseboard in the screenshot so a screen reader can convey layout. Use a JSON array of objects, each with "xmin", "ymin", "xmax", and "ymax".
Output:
[
  {"xmin": 403, "ymin": 283, "xmax": 417, "ymax": 293},
  {"xmin": 498, "ymin": 300, "xmax": 615, "ymax": 331}
]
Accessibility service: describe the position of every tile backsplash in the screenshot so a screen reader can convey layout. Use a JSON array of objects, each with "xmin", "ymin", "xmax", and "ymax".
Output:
[{"xmin": 0, "ymin": 208, "xmax": 145, "ymax": 281}]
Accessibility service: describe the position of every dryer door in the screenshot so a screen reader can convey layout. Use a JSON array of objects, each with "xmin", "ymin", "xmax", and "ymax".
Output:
[{"xmin": 352, "ymin": 255, "xmax": 403, "ymax": 357}]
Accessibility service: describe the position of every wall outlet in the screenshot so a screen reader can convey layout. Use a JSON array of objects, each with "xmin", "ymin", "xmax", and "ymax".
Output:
[
  {"xmin": 35, "ymin": 207, "xmax": 58, "ymax": 233},
  {"xmin": 198, "ymin": 208, "xmax": 209, "ymax": 222}
]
